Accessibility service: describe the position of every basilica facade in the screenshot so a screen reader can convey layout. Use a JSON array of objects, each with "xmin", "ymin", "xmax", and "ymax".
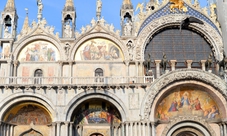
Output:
[{"xmin": 0, "ymin": 0, "xmax": 227, "ymax": 136}]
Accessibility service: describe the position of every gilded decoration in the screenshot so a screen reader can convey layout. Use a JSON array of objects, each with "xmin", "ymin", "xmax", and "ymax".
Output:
[
  {"xmin": 4, "ymin": 103, "xmax": 52, "ymax": 125},
  {"xmin": 18, "ymin": 40, "xmax": 59, "ymax": 62},
  {"xmin": 73, "ymin": 100, "xmax": 121, "ymax": 125},
  {"xmin": 75, "ymin": 38, "xmax": 124, "ymax": 61},
  {"xmin": 169, "ymin": 0, "xmax": 188, "ymax": 12},
  {"xmin": 156, "ymin": 86, "xmax": 220, "ymax": 121}
]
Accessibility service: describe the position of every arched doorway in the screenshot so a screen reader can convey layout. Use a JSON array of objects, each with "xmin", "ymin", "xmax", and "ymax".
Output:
[
  {"xmin": 90, "ymin": 133, "xmax": 104, "ymax": 136},
  {"xmin": 71, "ymin": 98, "xmax": 122, "ymax": 136}
]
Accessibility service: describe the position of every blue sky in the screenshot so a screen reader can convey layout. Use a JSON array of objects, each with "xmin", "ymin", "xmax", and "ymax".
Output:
[{"xmin": 0, "ymin": 0, "xmax": 208, "ymax": 34}]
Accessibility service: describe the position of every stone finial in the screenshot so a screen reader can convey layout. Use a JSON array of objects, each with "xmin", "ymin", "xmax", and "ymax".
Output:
[
  {"xmin": 65, "ymin": 0, "xmax": 74, "ymax": 7},
  {"xmin": 21, "ymin": 8, "xmax": 29, "ymax": 34},
  {"xmin": 123, "ymin": 0, "xmax": 132, "ymax": 5},
  {"xmin": 5, "ymin": 0, "xmax": 15, "ymax": 11}
]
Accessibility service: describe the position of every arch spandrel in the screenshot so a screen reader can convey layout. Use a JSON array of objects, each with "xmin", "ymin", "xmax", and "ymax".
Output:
[
  {"xmin": 17, "ymin": 40, "xmax": 60, "ymax": 62},
  {"xmin": 70, "ymin": 33, "xmax": 129, "ymax": 61},
  {"xmin": 75, "ymin": 38, "xmax": 124, "ymax": 61},
  {"xmin": 135, "ymin": 14, "xmax": 223, "ymax": 61},
  {"xmin": 140, "ymin": 69, "xmax": 227, "ymax": 121}
]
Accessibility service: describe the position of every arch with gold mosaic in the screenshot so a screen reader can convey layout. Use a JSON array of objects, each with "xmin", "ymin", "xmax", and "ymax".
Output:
[
  {"xmin": 140, "ymin": 69, "xmax": 227, "ymax": 121},
  {"xmin": 13, "ymin": 35, "xmax": 63, "ymax": 61},
  {"xmin": 0, "ymin": 92, "xmax": 57, "ymax": 122},
  {"xmin": 70, "ymin": 33, "xmax": 128, "ymax": 61},
  {"xmin": 3, "ymin": 102, "xmax": 52, "ymax": 125}
]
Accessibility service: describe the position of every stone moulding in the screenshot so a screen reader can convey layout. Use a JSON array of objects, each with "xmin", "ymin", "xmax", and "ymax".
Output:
[
  {"xmin": 140, "ymin": 69, "xmax": 226, "ymax": 120},
  {"xmin": 161, "ymin": 116, "xmax": 216, "ymax": 136}
]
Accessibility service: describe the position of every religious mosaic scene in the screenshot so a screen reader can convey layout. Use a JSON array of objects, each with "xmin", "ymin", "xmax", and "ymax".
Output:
[{"xmin": 0, "ymin": 0, "xmax": 227, "ymax": 135}]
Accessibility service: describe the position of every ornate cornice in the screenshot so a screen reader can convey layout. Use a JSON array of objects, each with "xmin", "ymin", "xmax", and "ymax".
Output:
[{"xmin": 140, "ymin": 69, "xmax": 226, "ymax": 120}]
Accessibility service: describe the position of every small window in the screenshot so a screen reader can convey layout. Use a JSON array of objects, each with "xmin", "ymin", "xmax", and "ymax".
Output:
[
  {"xmin": 34, "ymin": 69, "xmax": 43, "ymax": 84},
  {"xmin": 95, "ymin": 68, "xmax": 104, "ymax": 82}
]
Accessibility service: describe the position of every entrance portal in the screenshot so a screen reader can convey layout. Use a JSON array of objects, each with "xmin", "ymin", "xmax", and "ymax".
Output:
[
  {"xmin": 90, "ymin": 133, "xmax": 104, "ymax": 136},
  {"xmin": 176, "ymin": 131, "xmax": 197, "ymax": 136}
]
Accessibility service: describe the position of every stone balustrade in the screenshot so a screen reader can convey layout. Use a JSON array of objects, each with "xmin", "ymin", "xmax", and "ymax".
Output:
[{"xmin": 0, "ymin": 76, "xmax": 154, "ymax": 86}]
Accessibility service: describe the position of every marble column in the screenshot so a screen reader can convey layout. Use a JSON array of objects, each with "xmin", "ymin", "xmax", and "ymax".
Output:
[
  {"xmin": 154, "ymin": 60, "xmax": 161, "ymax": 78},
  {"xmin": 200, "ymin": 60, "xmax": 206, "ymax": 71},
  {"xmin": 126, "ymin": 122, "xmax": 129, "ymax": 136},
  {"xmin": 51, "ymin": 122, "xmax": 56, "ymax": 136},
  {"xmin": 121, "ymin": 123, "xmax": 125, "ymax": 136},
  {"xmin": 56, "ymin": 122, "xmax": 61, "ymax": 136},
  {"xmin": 138, "ymin": 122, "xmax": 141, "ymax": 136},
  {"xmin": 130, "ymin": 122, "xmax": 133, "ymax": 136},
  {"xmin": 186, "ymin": 60, "xmax": 193, "ymax": 69},
  {"xmin": 170, "ymin": 60, "xmax": 177, "ymax": 71},
  {"xmin": 125, "ymin": 61, "xmax": 130, "ymax": 83},
  {"xmin": 69, "ymin": 122, "xmax": 73, "ymax": 136},
  {"xmin": 140, "ymin": 61, "xmax": 144, "ymax": 76},
  {"xmin": 10, "ymin": 125, "xmax": 14, "ymax": 136},
  {"xmin": 13, "ymin": 60, "xmax": 19, "ymax": 83},
  {"xmin": 64, "ymin": 122, "xmax": 69, "ymax": 136},
  {"xmin": 142, "ymin": 122, "xmax": 145, "ymax": 136},
  {"xmin": 220, "ymin": 123, "xmax": 224, "ymax": 136},
  {"xmin": 223, "ymin": 123, "xmax": 227, "ymax": 136},
  {"xmin": 152, "ymin": 122, "xmax": 156, "ymax": 136},
  {"xmin": 147, "ymin": 122, "xmax": 150, "ymax": 136}
]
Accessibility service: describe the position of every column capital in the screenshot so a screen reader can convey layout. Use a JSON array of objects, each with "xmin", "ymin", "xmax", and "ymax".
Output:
[
  {"xmin": 64, "ymin": 121, "xmax": 70, "ymax": 125},
  {"xmin": 154, "ymin": 60, "xmax": 161, "ymax": 65},
  {"xmin": 13, "ymin": 60, "xmax": 19, "ymax": 66},
  {"xmin": 52, "ymin": 122, "xmax": 57, "ymax": 126},
  {"xmin": 185, "ymin": 60, "xmax": 193, "ymax": 69}
]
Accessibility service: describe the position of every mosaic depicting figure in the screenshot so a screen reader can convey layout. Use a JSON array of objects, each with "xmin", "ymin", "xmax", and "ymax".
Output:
[
  {"xmin": 156, "ymin": 87, "xmax": 220, "ymax": 121},
  {"xmin": 76, "ymin": 38, "xmax": 123, "ymax": 61},
  {"xmin": 73, "ymin": 102, "xmax": 121, "ymax": 125},
  {"xmin": 5, "ymin": 105, "xmax": 51, "ymax": 125},
  {"xmin": 19, "ymin": 41, "xmax": 58, "ymax": 62}
]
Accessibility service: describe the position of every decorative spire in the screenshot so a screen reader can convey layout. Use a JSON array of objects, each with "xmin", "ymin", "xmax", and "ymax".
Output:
[
  {"xmin": 5, "ymin": 0, "xmax": 15, "ymax": 11},
  {"xmin": 123, "ymin": 0, "xmax": 132, "ymax": 5},
  {"xmin": 64, "ymin": 0, "xmax": 75, "ymax": 11},
  {"xmin": 65, "ymin": 0, "xmax": 74, "ymax": 7},
  {"xmin": 21, "ymin": 8, "xmax": 29, "ymax": 34}
]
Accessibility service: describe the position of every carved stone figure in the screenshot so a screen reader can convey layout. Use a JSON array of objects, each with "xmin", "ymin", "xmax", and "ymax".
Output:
[
  {"xmin": 96, "ymin": 0, "xmax": 102, "ymax": 20},
  {"xmin": 64, "ymin": 21, "xmax": 72, "ymax": 38},
  {"xmin": 144, "ymin": 54, "xmax": 151, "ymax": 72},
  {"xmin": 3, "ymin": 26, "xmax": 11, "ymax": 38},
  {"xmin": 127, "ymin": 41, "xmax": 134, "ymax": 61},
  {"xmin": 206, "ymin": 53, "xmax": 213, "ymax": 70},
  {"xmin": 37, "ymin": 0, "xmax": 43, "ymax": 14},
  {"xmin": 160, "ymin": 53, "xmax": 168, "ymax": 72},
  {"xmin": 64, "ymin": 43, "xmax": 71, "ymax": 60},
  {"xmin": 124, "ymin": 18, "xmax": 132, "ymax": 36}
]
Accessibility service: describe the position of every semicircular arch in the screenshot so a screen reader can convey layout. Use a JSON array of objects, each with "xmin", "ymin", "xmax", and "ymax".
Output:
[
  {"xmin": 70, "ymin": 33, "xmax": 129, "ymax": 61},
  {"xmin": 13, "ymin": 35, "xmax": 64, "ymax": 61},
  {"xmin": 136, "ymin": 14, "xmax": 223, "ymax": 61},
  {"xmin": 64, "ymin": 90, "xmax": 128, "ymax": 122},
  {"xmin": 0, "ymin": 92, "xmax": 57, "ymax": 122},
  {"xmin": 140, "ymin": 69, "xmax": 227, "ymax": 121},
  {"xmin": 161, "ymin": 117, "xmax": 216, "ymax": 136}
]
